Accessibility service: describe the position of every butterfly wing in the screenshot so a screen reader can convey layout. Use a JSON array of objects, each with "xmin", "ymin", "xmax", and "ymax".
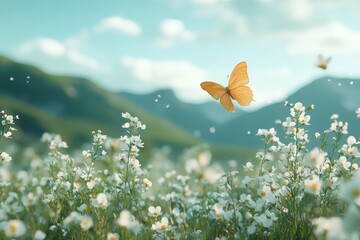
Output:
[
  {"xmin": 227, "ymin": 61, "xmax": 254, "ymax": 106},
  {"xmin": 228, "ymin": 62, "xmax": 249, "ymax": 89},
  {"xmin": 200, "ymin": 81, "xmax": 227, "ymax": 100},
  {"xmin": 230, "ymin": 86, "xmax": 254, "ymax": 106},
  {"xmin": 316, "ymin": 54, "xmax": 331, "ymax": 70},
  {"xmin": 220, "ymin": 92, "xmax": 235, "ymax": 112}
]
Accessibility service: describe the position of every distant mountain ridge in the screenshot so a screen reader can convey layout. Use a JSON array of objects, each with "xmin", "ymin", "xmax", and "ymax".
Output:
[
  {"xmin": 120, "ymin": 78, "xmax": 360, "ymax": 147},
  {"xmin": 0, "ymin": 56, "xmax": 200, "ymax": 159},
  {"xmin": 1, "ymin": 55, "xmax": 359, "ymax": 155}
]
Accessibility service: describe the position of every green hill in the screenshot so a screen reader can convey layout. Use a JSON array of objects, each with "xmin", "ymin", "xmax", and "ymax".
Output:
[{"xmin": 0, "ymin": 56, "xmax": 199, "ymax": 158}]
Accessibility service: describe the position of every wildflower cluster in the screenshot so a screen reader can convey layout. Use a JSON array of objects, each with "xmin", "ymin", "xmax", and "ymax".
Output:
[
  {"xmin": 0, "ymin": 111, "xmax": 18, "ymax": 164},
  {"xmin": 0, "ymin": 104, "xmax": 360, "ymax": 239}
]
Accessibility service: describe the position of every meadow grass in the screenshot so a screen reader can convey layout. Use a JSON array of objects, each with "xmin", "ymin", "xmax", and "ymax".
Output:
[{"xmin": 1, "ymin": 103, "xmax": 360, "ymax": 239}]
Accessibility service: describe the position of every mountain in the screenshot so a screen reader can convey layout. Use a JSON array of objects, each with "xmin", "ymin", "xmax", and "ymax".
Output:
[
  {"xmin": 209, "ymin": 77, "xmax": 360, "ymax": 147},
  {"xmin": 0, "ymin": 56, "xmax": 199, "ymax": 159},
  {"xmin": 119, "ymin": 89, "xmax": 245, "ymax": 139},
  {"xmin": 2, "ymin": 55, "xmax": 358, "ymax": 161},
  {"xmin": 120, "ymin": 78, "xmax": 360, "ymax": 148}
]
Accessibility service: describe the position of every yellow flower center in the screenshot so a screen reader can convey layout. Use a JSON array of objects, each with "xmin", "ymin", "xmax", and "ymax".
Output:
[
  {"xmin": 161, "ymin": 224, "xmax": 167, "ymax": 230},
  {"xmin": 311, "ymin": 183, "xmax": 318, "ymax": 191},
  {"xmin": 9, "ymin": 224, "xmax": 17, "ymax": 232},
  {"xmin": 215, "ymin": 212, "xmax": 222, "ymax": 217},
  {"xmin": 261, "ymin": 190, "xmax": 267, "ymax": 196},
  {"xmin": 353, "ymin": 188, "xmax": 360, "ymax": 197},
  {"xmin": 153, "ymin": 212, "xmax": 158, "ymax": 216}
]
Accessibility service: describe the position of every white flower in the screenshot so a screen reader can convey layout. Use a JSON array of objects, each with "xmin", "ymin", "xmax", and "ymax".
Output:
[
  {"xmin": 339, "ymin": 156, "xmax": 351, "ymax": 170},
  {"xmin": 34, "ymin": 230, "xmax": 46, "ymax": 240},
  {"xmin": 77, "ymin": 204, "xmax": 88, "ymax": 213},
  {"xmin": 213, "ymin": 203, "xmax": 224, "ymax": 218},
  {"xmin": 299, "ymin": 112, "xmax": 311, "ymax": 125},
  {"xmin": 118, "ymin": 210, "xmax": 133, "ymax": 228},
  {"xmin": 347, "ymin": 136, "xmax": 357, "ymax": 146},
  {"xmin": 315, "ymin": 132, "xmax": 321, "ymax": 139},
  {"xmin": 1, "ymin": 152, "xmax": 12, "ymax": 162},
  {"xmin": 129, "ymin": 158, "xmax": 141, "ymax": 170},
  {"xmin": 117, "ymin": 210, "xmax": 141, "ymax": 233},
  {"xmin": 307, "ymin": 148, "xmax": 325, "ymax": 169},
  {"xmin": 352, "ymin": 163, "xmax": 359, "ymax": 171},
  {"xmin": 152, "ymin": 217, "xmax": 169, "ymax": 231},
  {"xmin": 143, "ymin": 178, "xmax": 152, "ymax": 188},
  {"xmin": 80, "ymin": 216, "xmax": 93, "ymax": 231},
  {"xmin": 82, "ymin": 150, "xmax": 91, "ymax": 158},
  {"xmin": 256, "ymin": 129, "xmax": 269, "ymax": 136},
  {"xmin": 198, "ymin": 151, "xmax": 211, "ymax": 167},
  {"xmin": 3, "ymin": 131, "xmax": 12, "ymax": 138},
  {"xmin": 356, "ymin": 107, "xmax": 360, "ymax": 118},
  {"xmin": 5, "ymin": 220, "xmax": 26, "ymax": 238},
  {"xmin": 243, "ymin": 162, "xmax": 254, "ymax": 171},
  {"xmin": 313, "ymin": 217, "xmax": 346, "ymax": 240},
  {"xmin": 22, "ymin": 192, "xmax": 36, "ymax": 206},
  {"xmin": 304, "ymin": 175, "xmax": 322, "ymax": 195},
  {"xmin": 107, "ymin": 233, "xmax": 119, "ymax": 240},
  {"xmin": 87, "ymin": 180, "xmax": 96, "ymax": 190},
  {"xmin": 331, "ymin": 114, "xmax": 339, "ymax": 120},
  {"xmin": 294, "ymin": 102, "xmax": 304, "ymax": 111},
  {"xmin": 148, "ymin": 206, "xmax": 162, "ymax": 217},
  {"xmin": 254, "ymin": 213, "xmax": 273, "ymax": 228},
  {"xmin": 339, "ymin": 174, "xmax": 360, "ymax": 206},
  {"xmin": 95, "ymin": 193, "xmax": 109, "ymax": 208}
]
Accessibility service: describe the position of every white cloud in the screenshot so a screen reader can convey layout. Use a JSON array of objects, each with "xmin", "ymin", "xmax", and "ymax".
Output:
[
  {"xmin": 286, "ymin": 22, "xmax": 360, "ymax": 55},
  {"xmin": 192, "ymin": 0, "xmax": 231, "ymax": 3},
  {"xmin": 287, "ymin": 0, "xmax": 313, "ymax": 21},
  {"xmin": 157, "ymin": 19, "xmax": 196, "ymax": 47},
  {"xmin": 18, "ymin": 37, "xmax": 100, "ymax": 69},
  {"xmin": 94, "ymin": 16, "xmax": 141, "ymax": 36},
  {"xmin": 67, "ymin": 50, "xmax": 99, "ymax": 69},
  {"xmin": 121, "ymin": 56, "xmax": 208, "ymax": 101},
  {"xmin": 19, "ymin": 38, "xmax": 66, "ymax": 57}
]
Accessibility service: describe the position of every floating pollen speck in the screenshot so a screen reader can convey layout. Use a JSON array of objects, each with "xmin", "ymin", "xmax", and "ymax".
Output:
[
  {"xmin": 155, "ymin": 99, "xmax": 159, "ymax": 102},
  {"xmin": 247, "ymin": 131, "xmax": 251, "ymax": 135},
  {"xmin": 157, "ymin": 94, "xmax": 161, "ymax": 98},
  {"xmin": 10, "ymin": 77, "xmax": 14, "ymax": 81},
  {"xmin": 27, "ymin": 76, "xmax": 30, "ymax": 79},
  {"xmin": 328, "ymin": 79, "xmax": 331, "ymax": 82},
  {"xmin": 26, "ymin": 81, "xmax": 29, "ymax": 84},
  {"xmin": 193, "ymin": 130, "xmax": 201, "ymax": 137},
  {"xmin": 166, "ymin": 104, "xmax": 170, "ymax": 108},
  {"xmin": 350, "ymin": 81, "xmax": 354, "ymax": 85},
  {"xmin": 338, "ymin": 83, "xmax": 342, "ymax": 86},
  {"xmin": 209, "ymin": 127, "xmax": 216, "ymax": 134}
]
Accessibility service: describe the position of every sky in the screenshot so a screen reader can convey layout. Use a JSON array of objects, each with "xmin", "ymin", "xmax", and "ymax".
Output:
[{"xmin": 1, "ymin": 0, "xmax": 360, "ymax": 110}]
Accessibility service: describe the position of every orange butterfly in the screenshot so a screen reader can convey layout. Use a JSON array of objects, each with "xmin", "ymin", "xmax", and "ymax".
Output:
[
  {"xmin": 315, "ymin": 54, "xmax": 331, "ymax": 70},
  {"xmin": 200, "ymin": 62, "xmax": 254, "ymax": 112}
]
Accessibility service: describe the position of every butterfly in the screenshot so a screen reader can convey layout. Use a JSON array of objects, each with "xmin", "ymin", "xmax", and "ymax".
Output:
[
  {"xmin": 315, "ymin": 54, "xmax": 331, "ymax": 70},
  {"xmin": 200, "ymin": 62, "xmax": 253, "ymax": 112}
]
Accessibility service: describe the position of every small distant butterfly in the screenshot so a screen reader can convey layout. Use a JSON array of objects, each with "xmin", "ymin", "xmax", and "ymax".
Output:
[
  {"xmin": 315, "ymin": 54, "xmax": 331, "ymax": 70},
  {"xmin": 200, "ymin": 62, "xmax": 254, "ymax": 112}
]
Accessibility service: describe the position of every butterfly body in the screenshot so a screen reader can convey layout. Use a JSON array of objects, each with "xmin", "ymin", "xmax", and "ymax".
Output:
[
  {"xmin": 225, "ymin": 87, "xmax": 233, "ymax": 98},
  {"xmin": 315, "ymin": 54, "xmax": 331, "ymax": 70},
  {"xmin": 200, "ymin": 62, "xmax": 254, "ymax": 112}
]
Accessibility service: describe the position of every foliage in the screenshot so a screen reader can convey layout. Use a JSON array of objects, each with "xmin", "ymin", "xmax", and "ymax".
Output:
[{"xmin": 0, "ymin": 103, "xmax": 360, "ymax": 239}]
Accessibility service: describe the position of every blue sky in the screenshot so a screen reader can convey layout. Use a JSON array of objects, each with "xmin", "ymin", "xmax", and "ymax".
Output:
[{"xmin": 1, "ymin": 0, "xmax": 360, "ymax": 110}]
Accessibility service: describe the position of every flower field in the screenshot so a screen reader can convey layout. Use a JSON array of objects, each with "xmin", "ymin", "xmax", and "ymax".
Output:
[{"xmin": 1, "ymin": 102, "xmax": 360, "ymax": 239}]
